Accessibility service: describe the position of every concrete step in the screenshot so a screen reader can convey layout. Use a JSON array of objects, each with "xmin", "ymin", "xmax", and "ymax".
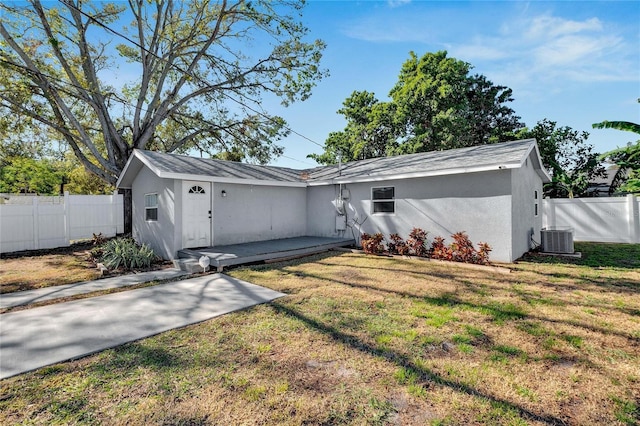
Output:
[{"xmin": 173, "ymin": 258, "xmax": 211, "ymax": 274}]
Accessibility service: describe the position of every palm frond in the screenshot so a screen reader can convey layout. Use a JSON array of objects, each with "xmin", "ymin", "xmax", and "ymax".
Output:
[{"xmin": 592, "ymin": 121, "xmax": 640, "ymax": 134}]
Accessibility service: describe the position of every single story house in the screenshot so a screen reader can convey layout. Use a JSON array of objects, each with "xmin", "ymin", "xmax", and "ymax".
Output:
[{"xmin": 116, "ymin": 138, "xmax": 551, "ymax": 262}]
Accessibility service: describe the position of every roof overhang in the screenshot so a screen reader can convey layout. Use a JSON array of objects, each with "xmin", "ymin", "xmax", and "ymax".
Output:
[
  {"xmin": 521, "ymin": 141, "xmax": 552, "ymax": 183},
  {"xmin": 117, "ymin": 139, "xmax": 551, "ymax": 189}
]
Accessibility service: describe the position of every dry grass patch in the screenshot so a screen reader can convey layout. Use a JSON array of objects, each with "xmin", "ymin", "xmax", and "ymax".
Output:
[
  {"xmin": 0, "ymin": 246, "xmax": 100, "ymax": 293},
  {"xmin": 0, "ymin": 243, "xmax": 638, "ymax": 425}
]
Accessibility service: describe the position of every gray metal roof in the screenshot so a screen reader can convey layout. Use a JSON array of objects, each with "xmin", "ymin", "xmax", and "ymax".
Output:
[
  {"xmin": 119, "ymin": 139, "xmax": 545, "ymax": 188},
  {"xmin": 136, "ymin": 150, "xmax": 306, "ymax": 182},
  {"xmin": 307, "ymin": 139, "xmax": 539, "ymax": 181}
]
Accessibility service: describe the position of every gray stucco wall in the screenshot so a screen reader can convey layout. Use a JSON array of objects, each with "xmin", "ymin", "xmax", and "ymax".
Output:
[
  {"xmin": 510, "ymin": 155, "xmax": 544, "ymax": 260},
  {"xmin": 212, "ymin": 183, "xmax": 307, "ymax": 245},
  {"xmin": 131, "ymin": 167, "xmax": 177, "ymax": 260},
  {"xmin": 307, "ymin": 170, "xmax": 515, "ymax": 262}
]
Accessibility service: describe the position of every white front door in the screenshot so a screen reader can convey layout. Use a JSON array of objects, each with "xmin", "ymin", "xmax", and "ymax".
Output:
[{"xmin": 182, "ymin": 181, "xmax": 212, "ymax": 248}]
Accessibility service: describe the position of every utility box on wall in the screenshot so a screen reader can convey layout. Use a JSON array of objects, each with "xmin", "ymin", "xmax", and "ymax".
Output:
[{"xmin": 335, "ymin": 215, "xmax": 346, "ymax": 231}]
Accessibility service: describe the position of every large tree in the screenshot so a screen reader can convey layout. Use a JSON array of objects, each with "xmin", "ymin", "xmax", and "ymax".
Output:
[
  {"xmin": 0, "ymin": 0, "xmax": 326, "ymax": 228},
  {"xmin": 310, "ymin": 51, "xmax": 523, "ymax": 165},
  {"xmin": 516, "ymin": 119, "xmax": 606, "ymax": 198},
  {"xmin": 308, "ymin": 90, "xmax": 397, "ymax": 164},
  {"xmin": 592, "ymin": 101, "xmax": 640, "ymax": 194}
]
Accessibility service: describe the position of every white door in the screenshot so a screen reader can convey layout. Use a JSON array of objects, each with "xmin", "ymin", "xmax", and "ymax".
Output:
[{"xmin": 182, "ymin": 181, "xmax": 212, "ymax": 248}]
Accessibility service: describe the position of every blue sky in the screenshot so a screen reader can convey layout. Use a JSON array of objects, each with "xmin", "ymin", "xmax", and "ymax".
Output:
[{"xmin": 265, "ymin": 0, "xmax": 640, "ymax": 169}]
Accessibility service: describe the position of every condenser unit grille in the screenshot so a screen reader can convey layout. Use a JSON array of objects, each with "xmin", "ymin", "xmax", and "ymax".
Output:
[{"xmin": 541, "ymin": 228, "xmax": 574, "ymax": 254}]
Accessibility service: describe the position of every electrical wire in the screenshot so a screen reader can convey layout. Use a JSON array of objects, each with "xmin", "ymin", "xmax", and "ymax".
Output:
[{"xmin": 58, "ymin": 0, "xmax": 326, "ymax": 149}]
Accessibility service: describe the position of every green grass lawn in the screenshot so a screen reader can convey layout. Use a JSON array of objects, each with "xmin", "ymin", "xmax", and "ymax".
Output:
[{"xmin": 0, "ymin": 243, "xmax": 638, "ymax": 425}]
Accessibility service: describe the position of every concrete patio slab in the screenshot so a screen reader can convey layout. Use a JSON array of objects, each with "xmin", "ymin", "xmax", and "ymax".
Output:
[
  {"xmin": 177, "ymin": 236, "xmax": 354, "ymax": 271},
  {"xmin": 0, "ymin": 268, "xmax": 188, "ymax": 309},
  {"xmin": 0, "ymin": 274, "xmax": 286, "ymax": 379}
]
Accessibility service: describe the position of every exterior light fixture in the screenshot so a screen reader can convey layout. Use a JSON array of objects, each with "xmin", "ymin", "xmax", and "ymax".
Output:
[{"xmin": 221, "ymin": 190, "xmax": 227, "ymax": 197}]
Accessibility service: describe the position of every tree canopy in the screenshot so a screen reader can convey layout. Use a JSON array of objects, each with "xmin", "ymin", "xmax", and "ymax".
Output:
[
  {"xmin": 593, "ymin": 100, "xmax": 640, "ymax": 194},
  {"xmin": 515, "ymin": 119, "xmax": 605, "ymax": 198},
  {"xmin": 0, "ymin": 0, "xmax": 326, "ymax": 187},
  {"xmin": 309, "ymin": 51, "xmax": 523, "ymax": 164}
]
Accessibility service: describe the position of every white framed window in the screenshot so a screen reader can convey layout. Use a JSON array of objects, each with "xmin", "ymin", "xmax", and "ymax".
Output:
[
  {"xmin": 534, "ymin": 190, "xmax": 539, "ymax": 217},
  {"xmin": 145, "ymin": 193, "xmax": 158, "ymax": 221},
  {"xmin": 372, "ymin": 186, "xmax": 395, "ymax": 214}
]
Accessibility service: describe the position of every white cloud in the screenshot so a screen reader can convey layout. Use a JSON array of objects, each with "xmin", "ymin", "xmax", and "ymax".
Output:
[
  {"xmin": 387, "ymin": 0, "xmax": 411, "ymax": 8},
  {"xmin": 448, "ymin": 13, "xmax": 636, "ymax": 90},
  {"xmin": 524, "ymin": 16, "xmax": 603, "ymax": 40},
  {"xmin": 341, "ymin": 16, "xmax": 433, "ymax": 44}
]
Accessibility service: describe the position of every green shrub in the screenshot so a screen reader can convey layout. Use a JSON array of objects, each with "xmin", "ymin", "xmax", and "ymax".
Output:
[{"xmin": 100, "ymin": 237, "xmax": 158, "ymax": 271}]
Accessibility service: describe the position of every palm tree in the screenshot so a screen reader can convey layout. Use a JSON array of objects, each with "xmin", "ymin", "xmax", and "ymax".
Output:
[{"xmin": 592, "ymin": 100, "xmax": 640, "ymax": 194}]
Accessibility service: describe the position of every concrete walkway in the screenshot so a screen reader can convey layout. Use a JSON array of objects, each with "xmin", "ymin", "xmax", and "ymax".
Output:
[
  {"xmin": 0, "ymin": 274, "xmax": 286, "ymax": 379},
  {"xmin": 0, "ymin": 268, "xmax": 188, "ymax": 309}
]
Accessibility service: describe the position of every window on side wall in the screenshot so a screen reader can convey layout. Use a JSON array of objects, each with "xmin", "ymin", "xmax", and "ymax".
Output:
[
  {"xmin": 372, "ymin": 186, "xmax": 395, "ymax": 214},
  {"xmin": 534, "ymin": 190, "xmax": 539, "ymax": 217},
  {"xmin": 145, "ymin": 193, "xmax": 158, "ymax": 221}
]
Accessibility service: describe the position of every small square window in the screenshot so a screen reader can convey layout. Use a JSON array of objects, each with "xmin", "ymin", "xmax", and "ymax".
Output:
[
  {"xmin": 145, "ymin": 193, "xmax": 158, "ymax": 221},
  {"xmin": 372, "ymin": 186, "xmax": 395, "ymax": 214}
]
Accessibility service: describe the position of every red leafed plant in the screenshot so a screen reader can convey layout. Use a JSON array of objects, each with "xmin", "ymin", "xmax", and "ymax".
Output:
[
  {"xmin": 361, "ymin": 232, "xmax": 385, "ymax": 254},
  {"xmin": 431, "ymin": 232, "xmax": 492, "ymax": 264},
  {"xmin": 477, "ymin": 242, "xmax": 492, "ymax": 265},
  {"xmin": 430, "ymin": 236, "xmax": 452, "ymax": 261},
  {"xmin": 407, "ymin": 227, "xmax": 428, "ymax": 257},
  {"xmin": 387, "ymin": 233, "xmax": 410, "ymax": 255},
  {"xmin": 450, "ymin": 231, "xmax": 477, "ymax": 263}
]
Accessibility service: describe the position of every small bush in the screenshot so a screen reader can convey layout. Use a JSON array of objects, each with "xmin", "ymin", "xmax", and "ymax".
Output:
[
  {"xmin": 100, "ymin": 237, "xmax": 158, "ymax": 271},
  {"xmin": 407, "ymin": 227, "xmax": 428, "ymax": 257},
  {"xmin": 430, "ymin": 236, "xmax": 452, "ymax": 261},
  {"xmin": 450, "ymin": 231, "xmax": 477, "ymax": 263},
  {"xmin": 92, "ymin": 232, "xmax": 107, "ymax": 246},
  {"xmin": 430, "ymin": 232, "xmax": 491, "ymax": 265},
  {"xmin": 477, "ymin": 242, "xmax": 492, "ymax": 265},
  {"xmin": 387, "ymin": 233, "xmax": 410, "ymax": 255},
  {"xmin": 361, "ymin": 232, "xmax": 385, "ymax": 254}
]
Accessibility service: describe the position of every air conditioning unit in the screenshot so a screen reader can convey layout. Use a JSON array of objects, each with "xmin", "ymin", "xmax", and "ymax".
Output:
[{"xmin": 541, "ymin": 228, "xmax": 574, "ymax": 254}]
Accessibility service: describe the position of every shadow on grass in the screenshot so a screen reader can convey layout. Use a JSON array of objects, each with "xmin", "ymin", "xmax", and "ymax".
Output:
[
  {"xmin": 269, "ymin": 301, "xmax": 568, "ymax": 426},
  {"xmin": 92, "ymin": 341, "xmax": 182, "ymax": 372},
  {"xmin": 295, "ymin": 270, "xmax": 638, "ymax": 341},
  {"xmin": 519, "ymin": 242, "xmax": 640, "ymax": 269}
]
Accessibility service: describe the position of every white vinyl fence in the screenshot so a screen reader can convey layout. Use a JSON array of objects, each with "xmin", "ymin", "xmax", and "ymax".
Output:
[
  {"xmin": 542, "ymin": 195, "xmax": 640, "ymax": 244},
  {"xmin": 0, "ymin": 192, "xmax": 124, "ymax": 253}
]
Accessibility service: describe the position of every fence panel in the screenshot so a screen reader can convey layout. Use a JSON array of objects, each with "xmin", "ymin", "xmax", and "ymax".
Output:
[
  {"xmin": 542, "ymin": 195, "xmax": 639, "ymax": 244},
  {"xmin": 67, "ymin": 194, "xmax": 123, "ymax": 240},
  {"xmin": 0, "ymin": 192, "xmax": 124, "ymax": 253},
  {"xmin": 0, "ymin": 203, "xmax": 38, "ymax": 252}
]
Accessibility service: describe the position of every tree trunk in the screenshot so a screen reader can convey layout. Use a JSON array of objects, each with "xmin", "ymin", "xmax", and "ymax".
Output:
[{"xmin": 119, "ymin": 188, "xmax": 133, "ymax": 234}]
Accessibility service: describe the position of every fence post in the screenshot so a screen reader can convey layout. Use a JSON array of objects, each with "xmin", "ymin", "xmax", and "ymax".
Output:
[
  {"xmin": 32, "ymin": 196, "xmax": 39, "ymax": 249},
  {"xmin": 543, "ymin": 199, "xmax": 555, "ymax": 229},
  {"xmin": 64, "ymin": 191, "xmax": 71, "ymax": 245},
  {"xmin": 628, "ymin": 194, "xmax": 639, "ymax": 243}
]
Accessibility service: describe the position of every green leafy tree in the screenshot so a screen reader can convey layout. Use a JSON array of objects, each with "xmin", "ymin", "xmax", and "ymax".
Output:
[
  {"xmin": 311, "ymin": 51, "xmax": 522, "ymax": 164},
  {"xmin": 65, "ymin": 163, "xmax": 115, "ymax": 195},
  {"xmin": 0, "ymin": 0, "xmax": 326, "ymax": 229},
  {"xmin": 0, "ymin": 157, "xmax": 62, "ymax": 194},
  {"xmin": 592, "ymin": 101, "xmax": 640, "ymax": 194},
  {"xmin": 390, "ymin": 51, "xmax": 472, "ymax": 153},
  {"xmin": 515, "ymin": 119, "xmax": 605, "ymax": 198},
  {"xmin": 308, "ymin": 91, "xmax": 397, "ymax": 164}
]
